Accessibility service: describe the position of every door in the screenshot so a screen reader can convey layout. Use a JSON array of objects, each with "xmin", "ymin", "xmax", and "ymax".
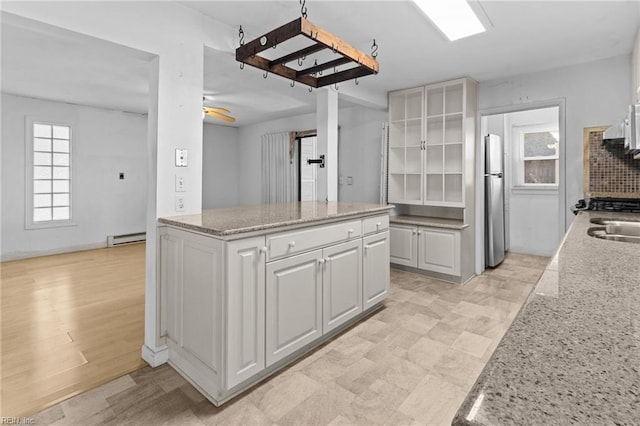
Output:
[
  {"xmin": 418, "ymin": 227, "xmax": 460, "ymax": 276},
  {"xmin": 265, "ymin": 250, "xmax": 322, "ymax": 366},
  {"xmin": 226, "ymin": 237, "xmax": 266, "ymax": 388},
  {"xmin": 322, "ymin": 239, "xmax": 363, "ymax": 333},
  {"xmin": 485, "ymin": 134, "xmax": 505, "ymax": 267},
  {"xmin": 389, "ymin": 224, "xmax": 417, "ymax": 267},
  {"xmin": 299, "ymin": 136, "xmax": 317, "ymax": 201},
  {"xmin": 363, "ymin": 231, "xmax": 390, "ymax": 310}
]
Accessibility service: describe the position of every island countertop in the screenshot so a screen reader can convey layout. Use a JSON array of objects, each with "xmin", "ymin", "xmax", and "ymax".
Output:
[
  {"xmin": 453, "ymin": 211, "xmax": 640, "ymax": 425},
  {"xmin": 158, "ymin": 201, "xmax": 394, "ymax": 237}
]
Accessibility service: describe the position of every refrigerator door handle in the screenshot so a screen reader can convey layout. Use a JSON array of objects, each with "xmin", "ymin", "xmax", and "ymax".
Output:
[{"xmin": 483, "ymin": 172, "xmax": 503, "ymax": 178}]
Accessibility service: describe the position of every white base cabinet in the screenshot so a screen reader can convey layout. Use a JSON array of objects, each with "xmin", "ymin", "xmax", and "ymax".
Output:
[
  {"xmin": 266, "ymin": 250, "xmax": 323, "ymax": 367},
  {"xmin": 159, "ymin": 213, "xmax": 390, "ymax": 406},
  {"xmin": 390, "ymin": 224, "xmax": 460, "ymax": 277}
]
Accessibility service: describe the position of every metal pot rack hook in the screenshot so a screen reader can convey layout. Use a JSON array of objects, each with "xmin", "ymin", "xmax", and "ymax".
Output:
[
  {"xmin": 238, "ymin": 26, "xmax": 245, "ymax": 46},
  {"xmin": 371, "ymin": 39, "xmax": 378, "ymax": 58},
  {"xmin": 297, "ymin": 57, "xmax": 303, "ymax": 67},
  {"xmin": 308, "ymin": 86, "xmax": 313, "ymax": 93},
  {"xmin": 355, "ymin": 77, "xmax": 359, "ymax": 86},
  {"xmin": 334, "ymin": 83, "xmax": 339, "ymax": 91},
  {"xmin": 290, "ymin": 80, "xmax": 295, "ymax": 87},
  {"xmin": 240, "ymin": 62, "xmax": 244, "ymax": 70},
  {"xmin": 300, "ymin": 0, "xmax": 308, "ymax": 18},
  {"xmin": 263, "ymin": 71, "xmax": 268, "ymax": 79}
]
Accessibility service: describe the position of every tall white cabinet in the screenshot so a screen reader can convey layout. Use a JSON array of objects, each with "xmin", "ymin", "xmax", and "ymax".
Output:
[{"xmin": 388, "ymin": 78, "xmax": 477, "ymax": 207}]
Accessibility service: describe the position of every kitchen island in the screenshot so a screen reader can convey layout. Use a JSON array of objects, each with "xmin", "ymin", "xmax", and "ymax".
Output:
[
  {"xmin": 157, "ymin": 201, "xmax": 393, "ymax": 406},
  {"xmin": 454, "ymin": 211, "xmax": 640, "ymax": 425}
]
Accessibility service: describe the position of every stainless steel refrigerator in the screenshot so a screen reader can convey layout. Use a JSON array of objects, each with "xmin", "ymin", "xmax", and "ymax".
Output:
[{"xmin": 485, "ymin": 134, "xmax": 505, "ymax": 267}]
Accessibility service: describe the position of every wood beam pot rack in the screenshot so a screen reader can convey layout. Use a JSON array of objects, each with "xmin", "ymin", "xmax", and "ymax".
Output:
[{"xmin": 236, "ymin": 17, "xmax": 379, "ymax": 89}]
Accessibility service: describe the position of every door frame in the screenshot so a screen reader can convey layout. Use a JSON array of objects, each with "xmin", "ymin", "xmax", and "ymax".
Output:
[{"xmin": 475, "ymin": 98, "xmax": 566, "ymax": 274}]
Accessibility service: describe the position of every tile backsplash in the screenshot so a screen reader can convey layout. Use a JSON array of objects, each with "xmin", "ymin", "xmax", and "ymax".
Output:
[{"xmin": 587, "ymin": 131, "xmax": 640, "ymax": 196}]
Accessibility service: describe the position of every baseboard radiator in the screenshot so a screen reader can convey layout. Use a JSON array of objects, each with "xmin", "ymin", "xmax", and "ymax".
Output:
[{"xmin": 107, "ymin": 232, "xmax": 146, "ymax": 247}]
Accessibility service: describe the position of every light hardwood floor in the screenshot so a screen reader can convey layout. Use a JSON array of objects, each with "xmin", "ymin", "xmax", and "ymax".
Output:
[
  {"xmin": 27, "ymin": 251, "xmax": 548, "ymax": 426},
  {"xmin": 1, "ymin": 244, "xmax": 147, "ymax": 417}
]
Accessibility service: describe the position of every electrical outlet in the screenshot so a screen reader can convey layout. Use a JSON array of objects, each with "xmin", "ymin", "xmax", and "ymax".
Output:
[
  {"xmin": 175, "ymin": 149, "xmax": 188, "ymax": 167},
  {"xmin": 175, "ymin": 175, "xmax": 185, "ymax": 192},
  {"xmin": 347, "ymin": 176, "xmax": 353, "ymax": 185},
  {"xmin": 175, "ymin": 195, "xmax": 186, "ymax": 212}
]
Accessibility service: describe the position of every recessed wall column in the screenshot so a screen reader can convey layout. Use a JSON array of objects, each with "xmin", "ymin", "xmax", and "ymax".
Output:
[
  {"xmin": 316, "ymin": 87, "xmax": 339, "ymax": 201},
  {"xmin": 143, "ymin": 42, "xmax": 204, "ymax": 366}
]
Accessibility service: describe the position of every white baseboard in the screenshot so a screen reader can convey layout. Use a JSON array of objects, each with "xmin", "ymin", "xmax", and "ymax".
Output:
[
  {"xmin": 1, "ymin": 242, "xmax": 108, "ymax": 262},
  {"xmin": 141, "ymin": 344, "xmax": 168, "ymax": 367}
]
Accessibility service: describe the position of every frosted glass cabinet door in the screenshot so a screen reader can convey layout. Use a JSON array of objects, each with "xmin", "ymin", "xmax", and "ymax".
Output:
[{"xmin": 266, "ymin": 250, "xmax": 322, "ymax": 367}]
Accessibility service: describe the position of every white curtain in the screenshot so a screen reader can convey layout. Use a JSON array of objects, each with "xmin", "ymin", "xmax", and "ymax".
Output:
[{"xmin": 261, "ymin": 132, "xmax": 298, "ymax": 204}]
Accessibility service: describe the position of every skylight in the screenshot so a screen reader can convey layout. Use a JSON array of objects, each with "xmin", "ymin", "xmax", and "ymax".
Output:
[{"xmin": 413, "ymin": 0, "xmax": 486, "ymax": 41}]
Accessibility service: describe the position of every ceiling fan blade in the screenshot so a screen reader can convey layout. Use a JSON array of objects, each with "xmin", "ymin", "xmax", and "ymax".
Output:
[
  {"xmin": 203, "ymin": 106, "xmax": 231, "ymax": 113},
  {"xmin": 206, "ymin": 110, "xmax": 236, "ymax": 123}
]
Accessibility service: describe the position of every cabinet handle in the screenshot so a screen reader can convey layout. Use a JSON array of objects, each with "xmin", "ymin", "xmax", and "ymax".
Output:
[
  {"xmin": 259, "ymin": 246, "xmax": 268, "ymax": 254},
  {"xmin": 412, "ymin": 230, "xmax": 417, "ymax": 235},
  {"xmin": 347, "ymin": 228, "xmax": 354, "ymax": 234},
  {"xmin": 288, "ymin": 241, "xmax": 296, "ymax": 248},
  {"xmin": 318, "ymin": 258, "xmax": 326, "ymax": 265},
  {"xmin": 417, "ymin": 231, "xmax": 422, "ymax": 235},
  {"xmin": 376, "ymin": 222, "xmax": 381, "ymax": 227}
]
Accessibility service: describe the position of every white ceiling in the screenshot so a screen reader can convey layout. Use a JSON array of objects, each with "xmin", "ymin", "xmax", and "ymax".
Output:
[{"xmin": 2, "ymin": 1, "xmax": 639, "ymax": 126}]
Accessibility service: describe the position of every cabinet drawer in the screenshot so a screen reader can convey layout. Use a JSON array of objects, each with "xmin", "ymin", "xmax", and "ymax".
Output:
[
  {"xmin": 267, "ymin": 220, "xmax": 362, "ymax": 261},
  {"xmin": 363, "ymin": 215, "xmax": 389, "ymax": 235}
]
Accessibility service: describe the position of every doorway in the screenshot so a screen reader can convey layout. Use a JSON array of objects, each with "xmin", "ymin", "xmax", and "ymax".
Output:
[
  {"xmin": 298, "ymin": 134, "xmax": 318, "ymax": 201},
  {"xmin": 478, "ymin": 103, "xmax": 565, "ymax": 270}
]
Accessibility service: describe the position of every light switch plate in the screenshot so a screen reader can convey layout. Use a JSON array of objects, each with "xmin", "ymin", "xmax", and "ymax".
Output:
[
  {"xmin": 175, "ymin": 149, "xmax": 188, "ymax": 167},
  {"xmin": 175, "ymin": 175, "xmax": 185, "ymax": 192}
]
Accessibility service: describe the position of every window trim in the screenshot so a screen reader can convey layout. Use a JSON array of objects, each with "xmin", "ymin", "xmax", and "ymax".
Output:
[
  {"xmin": 24, "ymin": 116, "xmax": 77, "ymax": 230},
  {"xmin": 515, "ymin": 123, "xmax": 560, "ymax": 189}
]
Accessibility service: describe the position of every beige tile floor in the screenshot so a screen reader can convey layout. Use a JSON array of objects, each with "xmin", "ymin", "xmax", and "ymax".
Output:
[{"xmin": 30, "ymin": 252, "xmax": 548, "ymax": 426}]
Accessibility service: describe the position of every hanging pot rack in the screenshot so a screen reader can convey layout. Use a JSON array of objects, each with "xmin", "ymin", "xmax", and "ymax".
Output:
[{"xmin": 235, "ymin": 16, "xmax": 379, "ymax": 89}]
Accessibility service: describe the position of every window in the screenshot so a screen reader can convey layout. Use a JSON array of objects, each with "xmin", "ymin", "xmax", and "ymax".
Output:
[
  {"xmin": 29, "ymin": 121, "xmax": 72, "ymax": 224},
  {"xmin": 519, "ymin": 127, "xmax": 559, "ymax": 186}
]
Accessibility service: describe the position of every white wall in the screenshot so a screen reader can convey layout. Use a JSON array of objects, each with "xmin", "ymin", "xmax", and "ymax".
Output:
[
  {"xmin": 202, "ymin": 123, "xmax": 239, "ymax": 208},
  {"xmin": 1, "ymin": 94, "xmax": 147, "ymax": 260},
  {"xmin": 479, "ymin": 54, "xmax": 632, "ymax": 229},
  {"xmin": 337, "ymin": 106, "xmax": 387, "ymax": 203},
  {"xmin": 235, "ymin": 105, "xmax": 386, "ymax": 205}
]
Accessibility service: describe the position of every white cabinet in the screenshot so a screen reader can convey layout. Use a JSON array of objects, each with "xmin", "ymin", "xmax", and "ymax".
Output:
[
  {"xmin": 417, "ymin": 227, "xmax": 460, "ymax": 276},
  {"xmin": 159, "ymin": 213, "xmax": 390, "ymax": 406},
  {"xmin": 389, "ymin": 224, "xmax": 460, "ymax": 277},
  {"xmin": 266, "ymin": 250, "xmax": 323, "ymax": 367},
  {"xmin": 389, "ymin": 224, "xmax": 418, "ymax": 267},
  {"xmin": 322, "ymin": 239, "xmax": 363, "ymax": 333},
  {"xmin": 388, "ymin": 78, "xmax": 476, "ymax": 207},
  {"xmin": 226, "ymin": 237, "xmax": 266, "ymax": 388},
  {"xmin": 363, "ymin": 231, "xmax": 390, "ymax": 310}
]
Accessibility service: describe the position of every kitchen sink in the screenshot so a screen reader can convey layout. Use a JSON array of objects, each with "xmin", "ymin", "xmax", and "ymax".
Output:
[{"xmin": 587, "ymin": 218, "xmax": 640, "ymax": 244}]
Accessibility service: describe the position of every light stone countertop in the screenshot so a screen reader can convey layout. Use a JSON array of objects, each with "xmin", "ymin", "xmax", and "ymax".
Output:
[
  {"xmin": 453, "ymin": 211, "xmax": 640, "ymax": 425},
  {"xmin": 390, "ymin": 214, "xmax": 468, "ymax": 230},
  {"xmin": 158, "ymin": 201, "xmax": 394, "ymax": 237}
]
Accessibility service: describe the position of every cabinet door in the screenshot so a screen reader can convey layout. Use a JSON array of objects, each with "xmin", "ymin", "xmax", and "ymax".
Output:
[
  {"xmin": 363, "ymin": 231, "xmax": 390, "ymax": 310},
  {"xmin": 266, "ymin": 250, "xmax": 322, "ymax": 367},
  {"xmin": 417, "ymin": 227, "xmax": 460, "ymax": 276},
  {"xmin": 389, "ymin": 224, "xmax": 418, "ymax": 267},
  {"xmin": 226, "ymin": 237, "xmax": 266, "ymax": 389},
  {"xmin": 388, "ymin": 87, "xmax": 425, "ymax": 205},
  {"xmin": 322, "ymin": 239, "xmax": 363, "ymax": 333}
]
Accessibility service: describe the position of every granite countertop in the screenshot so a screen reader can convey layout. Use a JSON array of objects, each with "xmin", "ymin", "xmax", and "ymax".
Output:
[
  {"xmin": 390, "ymin": 214, "xmax": 468, "ymax": 230},
  {"xmin": 454, "ymin": 211, "xmax": 640, "ymax": 425},
  {"xmin": 158, "ymin": 201, "xmax": 394, "ymax": 237}
]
